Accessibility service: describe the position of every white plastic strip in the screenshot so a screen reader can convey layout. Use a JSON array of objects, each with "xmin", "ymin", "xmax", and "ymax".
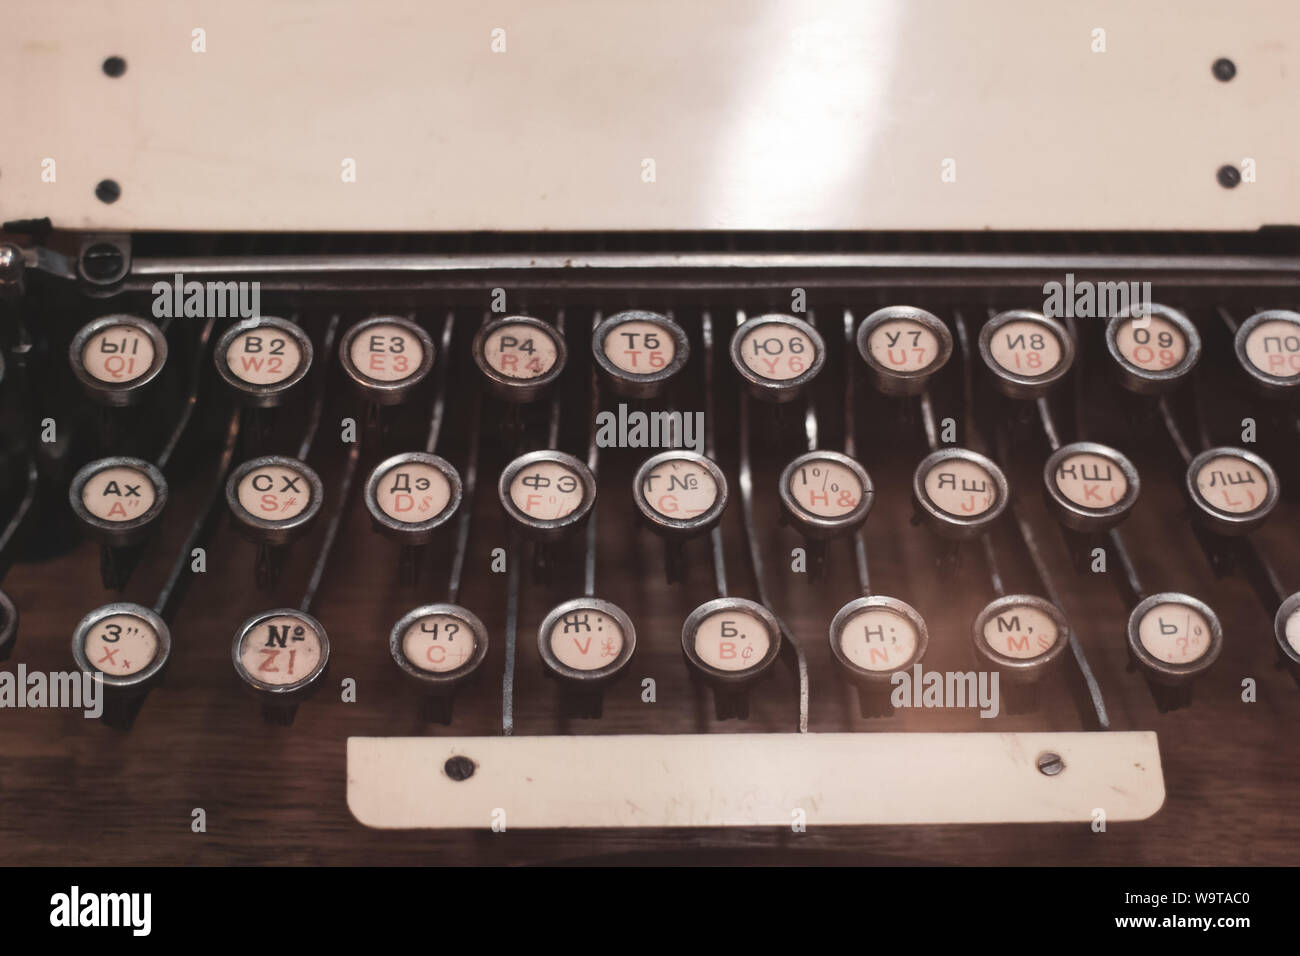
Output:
[
  {"xmin": 347, "ymin": 731, "xmax": 1164, "ymax": 829},
  {"xmin": 3, "ymin": 1, "xmax": 1295, "ymax": 231}
]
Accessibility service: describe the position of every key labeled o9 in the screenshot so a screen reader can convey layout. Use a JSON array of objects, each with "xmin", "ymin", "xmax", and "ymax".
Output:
[{"xmin": 1106, "ymin": 305, "xmax": 1201, "ymax": 394}]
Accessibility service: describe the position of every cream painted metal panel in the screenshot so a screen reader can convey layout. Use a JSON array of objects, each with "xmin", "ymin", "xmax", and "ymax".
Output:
[
  {"xmin": 2, "ymin": 1, "xmax": 1294, "ymax": 232},
  {"xmin": 347, "ymin": 732, "xmax": 1165, "ymax": 828}
]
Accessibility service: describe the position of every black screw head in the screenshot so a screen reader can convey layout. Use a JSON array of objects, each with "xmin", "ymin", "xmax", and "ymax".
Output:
[
  {"xmin": 1212, "ymin": 57, "xmax": 1236, "ymax": 81},
  {"xmin": 1217, "ymin": 164, "xmax": 1242, "ymax": 189},
  {"xmin": 95, "ymin": 179, "xmax": 121, "ymax": 204},
  {"xmin": 80, "ymin": 242, "xmax": 128, "ymax": 284},
  {"xmin": 444, "ymin": 755, "xmax": 476, "ymax": 781}
]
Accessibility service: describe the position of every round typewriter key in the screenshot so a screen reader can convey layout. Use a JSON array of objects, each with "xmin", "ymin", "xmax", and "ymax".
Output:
[
  {"xmin": 72, "ymin": 602, "xmax": 170, "ymax": 727},
  {"xmin": 233, "ymin": 609, "xmax": 330, "ymax": 722},
  {"xmin": 538, "ymin": 598, "xmax": 636, "ymax": 717},
  {"xmin": 633, "ymin": 451, "xmax": 728, "ymax": 539},
  {"xmin": 498, "ymin": 450, "xmax": 596, "ymax": 541},
  {"xmin": 912, "ymin": 448, "xmax": 1009, "ymax": 539},
  {"xmin": 390, "ymin": 603, "xmax": 488, "ymax": 722},
  {"xmin": 829, "ymin": 596, "xmax": 928, "ymax": 717},
  {"xmin": 1235, "ymin": 310, "xmax": 1300, "ymax": 394},
  {"xmin": 215, "ymin": 315, "xmax": 313, "ymax": 407},
  {"xmin": 392, "ymin": 604, "xmax": 488, "ymax": 682},
  {"xmin": 730, "ymin": 313, "xmax": 825, "ymax": 403},
  {"xmin": 73, "ymin": 603, "xmax": 169, "ymax": 686},
  {"xmin": 69, "ymin": 456, "xmax": 168, "ymax": 546},
  {"xmin": 1042, "ymin": 441, "xmax": 1140, "ymax": 532},
  {"xmin": 978, "ymin": 310, "xmax": 1074, "ymax": 399},
  {"xmin": 682, "ymin": 597, "xmax": 781, "ymax": 719},
  {"xmin": 855, "ymin": 306, "xmax": 953, "ymax": 396},
  {"xmin": 69, "ymin": 314, "xmax": 168, "ymax": 406},
  {"xmin": 539, "ymin": 599, "xmax": 636, "ymax": 680},
  {"xmin": 1127, "ymin": 593, "xmax": 1222, "ymax": 710},
  {"xmin": 226, "ymin": 455, "xmax": 324, "ymax": 546},
  {"xmin": 473, "ymin": 315, "xmax": 567, "ymax": 403},
  {"xmin": 0, "ymin": 589, "xmax": 18, "ymax": 662},
  {"xmin": 972, "ymin": 595, "xmax": 1069, "ymax": 713},
  {"xmin": 1273, "ymin": 592, "xmax": 1300, "ymax": 683},
  {"xmin": 778, "ymin": 451, "xmax": 874, "ymax": 540},
  {"xmin": 365, "ymin": 452, "xmax": 462, "ymax": 545},
  {"xmin": 592, "ymin": 310, "xmax": 689, "ymax": 398},
  {"xmin": 339, "ymin": 315, "xmax": 435, "ymax": 405},
  {"xmin": 973, "ymin": 595, "xmax": 1069, "ymax": 674},
  {"xmin": 1186, "ymin": 447, "xmax": 1279, "ymax": 536},
  {"xmin": 1105, "ymin": 304, "xmax": 1201, "ymax": 394}
]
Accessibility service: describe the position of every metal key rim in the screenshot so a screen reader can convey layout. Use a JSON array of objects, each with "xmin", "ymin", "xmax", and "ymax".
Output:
[
  {"xmin": 591, "ymin": 310, "xmax": 690, "ymax": 395},
  {"xmin": 681, "ymin": 596, "xmax": 783, "ymax": 685},
  {"xmin": 1042, "ymin": 441, "xmax": 1141, "ymax": 532},
  {"xmin": 338, "ymin": 315, "xmax": 436, "ymax": 404},
  {"xmin": 537, "ymin": 597, "xmax": 637, "ymax": 684},
  {"xmin": 472, "ymin": 314, "xmax": 568, "ymax": 400},
  {"xmin": 978, "ymin": 309, "xmax": 1076, "ymax": 399},
  {"xmin": 1104, "ymin": 304, "xmax": 1202, "ymax": 394},
  {"xmin": 389, "ymin": 603, "xmax": 489, "ymax": 687},
  {"xmin": 69, "ymin": 456, "xmax": 169, "ymax": 543},
  {"xmin": 1126, "ymin": 592, "xmax": 1224, "ymax": 684},
  {"xmin": 364, "ymin": 451, "xmax": 463, "ymax": 543},
  {"xmin": 912, "ymin": 447, "xmax": 1010, "ymax": 539},
  {"xmin": 232, "ymin": 608, "xmax": 331, "ymax": 696},
  {"xmin": 855, "ymin": 305, "xmax": 953, "ymax": 396},
  {"xmin": 828, "ymin": 594, "xmax": 929, "ymax": 683},
  {"xmin": 497, "ymin": 449, "xmax": 597, "ymax": 539},
  {"xmin": 971, "ymin": 593, "xmax": 1071, "ymax": 678},
  {"xmin": 68, "ymin": 314, "xmax": 169, "ymax": 405},
  {"xmin": 72, "ymin": 601, "xmax": 171, "ymax": 692},
  {"xmin": 214, "ymin": 315, "xmax": 314, "ymax": 407},
  {"xmin": 1184, "ymin": 446, "xmax": 1279, "ymax": 536},
  {"xmin": 729, "ymin": 313, "xmax": 826, "ymax": 402},
  {"xmin": 1233, "ymin": 309, "xmax": 1300, "ymax": 393},
  {"xmin": 778, "ymin": 450, "xmax": 875, "ymax": 540},
  {"xmin": 225, "ymin": 455, "xmax": 325, "ymax": 544},
  {"xmin": 632, "ymin": 450, "xmax": 728, "ymax": 538}
]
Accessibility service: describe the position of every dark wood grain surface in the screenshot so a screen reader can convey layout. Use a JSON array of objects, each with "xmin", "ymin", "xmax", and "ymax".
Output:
[{"xmin": 2, "ymin": 295, "xmax": 1298, "ymax": 866}]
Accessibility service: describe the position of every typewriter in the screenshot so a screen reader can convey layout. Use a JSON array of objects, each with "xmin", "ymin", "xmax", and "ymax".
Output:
[{"xmin": 1, "ymin": 1, "xmax": 1298, "ymax": 872}]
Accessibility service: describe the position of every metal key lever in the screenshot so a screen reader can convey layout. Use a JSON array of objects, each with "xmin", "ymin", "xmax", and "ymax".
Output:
[
  {"xmin": 536, "ymin": 314, "xmax": 638, "ymax": 722},
  {"xmin": 832, "ymin": 309, "xmax": 931, "ymax": 719},
  {"xmin": 71, "ymin": 408, "xmax": 242, "ymax": 729},
  {"xmin": 70, "ymin": 316, "xmax": 216, "ymax": 589}
]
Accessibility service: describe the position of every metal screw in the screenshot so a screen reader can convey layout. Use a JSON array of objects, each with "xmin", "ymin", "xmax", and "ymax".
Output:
[
  {"xmin": 1037, "ymin": 751, "xmax": 1065, "ymax": 776},
  {"xmin": 80, "ymin": 242, "xmax": 127, "ymax": 284},
  {"xmin": 0, "ymin": 245, "xmax": 24, "ymax": 297},
  {"xmin": 1212, "ymin": 57, "xmax": 1236, "ymax": 82},
  {"xmin": 95, "ymin": 179, "xmax": 122, "ymax": 204},
  {"xmin": 444, "ymin": 755, "xmax": 476, "ymax": 781},
  {"xmin": 1217, "ymin": 165, "xmax": 1242, "ymax": 189}
]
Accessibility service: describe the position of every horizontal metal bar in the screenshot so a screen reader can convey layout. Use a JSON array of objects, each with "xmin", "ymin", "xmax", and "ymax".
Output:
[{"xmin": 128, "ymin": 250, "xmax": 1300, "ymax": 277}]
